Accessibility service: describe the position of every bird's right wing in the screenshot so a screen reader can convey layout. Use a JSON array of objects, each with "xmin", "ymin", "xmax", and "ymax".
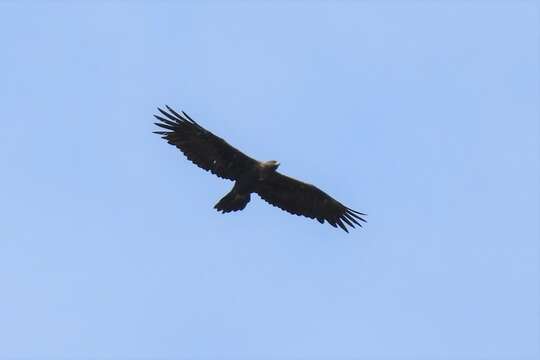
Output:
[
  {"xmin": 153, "ymin": 106, "xmax": 258, "ymax": 181},
  {"xmin": 255, "ymin": 172, "xmax": 366, "ymax": 232}
]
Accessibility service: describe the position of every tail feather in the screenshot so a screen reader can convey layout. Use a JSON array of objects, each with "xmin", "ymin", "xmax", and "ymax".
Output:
[{"xmin": 214, "ymin": 190, "xmax": 251, "ymax": 213}]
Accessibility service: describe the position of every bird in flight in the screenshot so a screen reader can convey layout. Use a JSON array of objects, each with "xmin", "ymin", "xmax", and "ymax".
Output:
[{"xmin": 153, "ymin": 106, "xmax": 366, "ymax": 232}]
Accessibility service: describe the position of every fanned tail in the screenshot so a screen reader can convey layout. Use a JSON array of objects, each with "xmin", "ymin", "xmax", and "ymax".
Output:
[{"xmin": 214, "ymin": 189, "xmax": 251, "ymax": 213}]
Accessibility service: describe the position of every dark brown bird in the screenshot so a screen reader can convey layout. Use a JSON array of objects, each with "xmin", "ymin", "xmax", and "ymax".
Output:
[{"xmin": 153, "ymin": 106, "xmax": 366, "ymax": 232}]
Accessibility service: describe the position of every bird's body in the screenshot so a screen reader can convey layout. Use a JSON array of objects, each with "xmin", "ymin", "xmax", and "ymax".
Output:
[
  {"xmin": 214, "ymin": 160, "xmax": 279, "ymax": 213},
  {"xmin": 153, "ymin": 106, "xmax": 366, "ymax": 232}
]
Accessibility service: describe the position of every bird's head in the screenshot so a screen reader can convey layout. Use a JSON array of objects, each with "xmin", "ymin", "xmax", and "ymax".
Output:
[
  {"xmin": 264, "ymin": 160, "xmax": 280, "ymax": 171},
  {"xmin": 268, "ymin": 160, "xmax": 280, "ymax": 171}
]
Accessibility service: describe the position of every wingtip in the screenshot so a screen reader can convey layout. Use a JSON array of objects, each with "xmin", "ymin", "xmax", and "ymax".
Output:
[
  {"xmin": 336, "ymin": 219, "xmax": 349, "ymax": 232},
  {"xmin": 347, "ymin": 207, "xmax": 367, "ymax": 216},
  {"xmin": 346, "ymin": 208, "xmax": 367, "ymax": 223},
  {"xmin": 341, "ymin": 216, "xmax": 355, "ymax": 229},
  {"xmin": 152, "ymin": 130, "xmax": 168, "ymax": 135},
  {"xmin": 181, "ymin": 110, "xmax": 199, "ymax": 125}
]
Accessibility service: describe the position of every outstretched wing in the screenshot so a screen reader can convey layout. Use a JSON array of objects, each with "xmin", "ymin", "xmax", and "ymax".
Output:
[
  {"xmin": 153, "ymin": 106, "xmax": 258, "ymax": 181},
  {"xmin": 255, "ymin": 172, "xmax": 366, "ymax": 232}
]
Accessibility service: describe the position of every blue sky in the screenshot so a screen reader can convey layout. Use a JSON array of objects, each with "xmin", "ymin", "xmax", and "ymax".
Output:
[{"xmin": 1, "ymin": 2, "xmax": 539, "ymax": 359}]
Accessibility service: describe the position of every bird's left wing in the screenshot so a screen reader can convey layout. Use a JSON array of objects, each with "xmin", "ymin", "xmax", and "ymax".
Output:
[
  {"xmin": 153, "ymin": 106, "xmax": 258, "ymax": 181},
  {"xmin": 255, "ymin": 172, "xmax": 366, "ymax": 232}
]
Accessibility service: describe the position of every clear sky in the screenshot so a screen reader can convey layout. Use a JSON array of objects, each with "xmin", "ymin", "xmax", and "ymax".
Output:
[{"xmin": 1, "ymin": 2, "xmax": 539, "ymax": 360}]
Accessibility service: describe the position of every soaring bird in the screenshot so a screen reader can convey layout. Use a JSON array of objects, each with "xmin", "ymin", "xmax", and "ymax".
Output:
[{"xmin": 153, "ymin": 106, "xmax": 366, "ymax": 232}]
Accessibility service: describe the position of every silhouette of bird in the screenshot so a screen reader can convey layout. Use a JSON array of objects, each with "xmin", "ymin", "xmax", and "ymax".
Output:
[{"xmin": 154, "ymin": 106, "xmax": 366, "ymax": 232}]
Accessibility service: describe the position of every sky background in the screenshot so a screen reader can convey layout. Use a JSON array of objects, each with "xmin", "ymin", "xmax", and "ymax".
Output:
[{"xmin": 1, "ymin": 1, "xmax": 539, "ymax": 360}]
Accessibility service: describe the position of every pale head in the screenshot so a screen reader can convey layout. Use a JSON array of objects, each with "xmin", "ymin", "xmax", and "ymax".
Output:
[
  {"xmin": 257, "ymin": 160, "xmax": 280, "ymax": 181},
  {"xmin": 263, "ymin": 160, "xmax": 280, "ymax": 171}
]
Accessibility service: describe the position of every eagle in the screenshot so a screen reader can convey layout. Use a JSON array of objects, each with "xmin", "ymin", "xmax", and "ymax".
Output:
[{"xmin": 153, "ymin": 106, "xmax": 366, "ymax": 232}]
